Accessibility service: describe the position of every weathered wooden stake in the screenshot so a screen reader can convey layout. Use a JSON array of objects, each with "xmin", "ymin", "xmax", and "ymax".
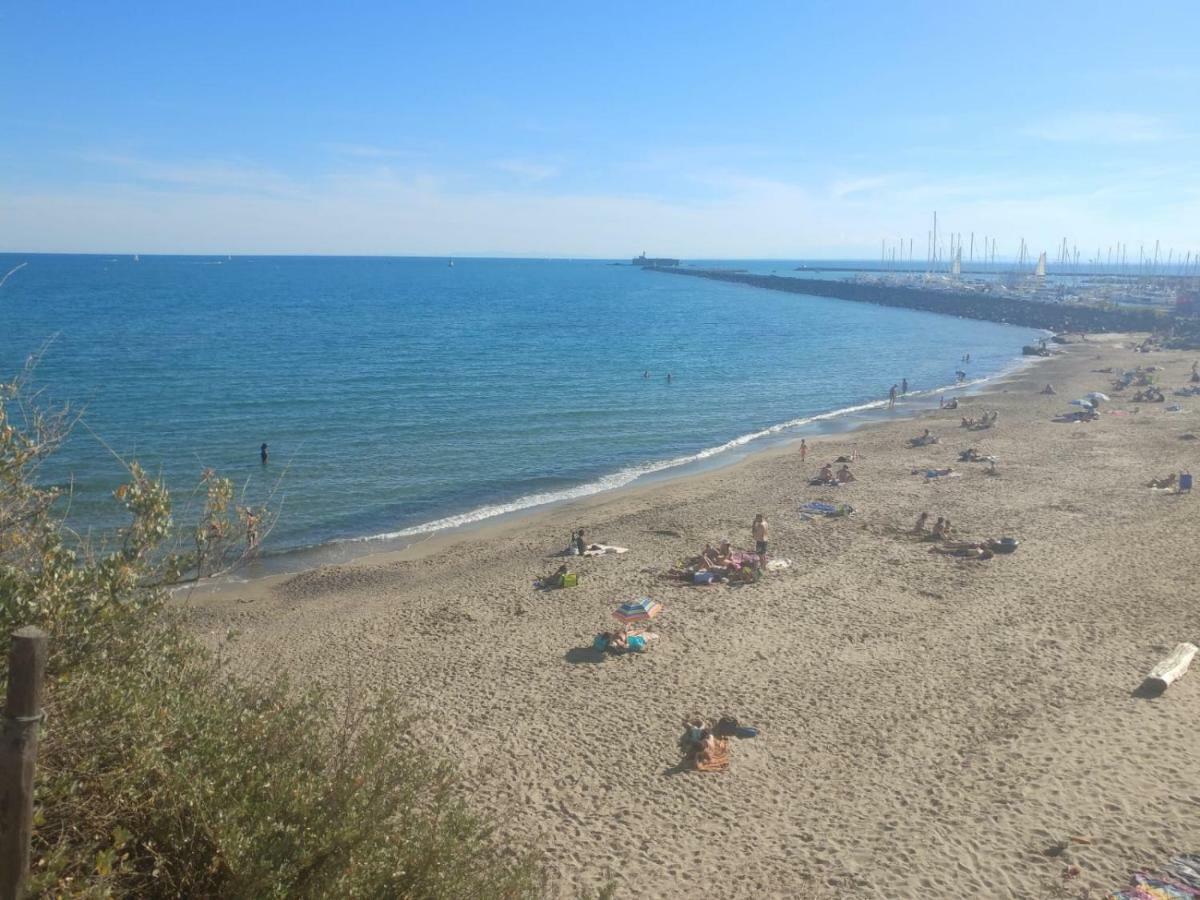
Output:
[{"xmin": 0, "ymin": 627, "xmax": 48, "ymax": 900}]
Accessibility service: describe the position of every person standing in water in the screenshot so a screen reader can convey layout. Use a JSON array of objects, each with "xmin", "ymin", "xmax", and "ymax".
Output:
[
  {"xmin": 260, "ymin": 442, "xmax": 269, "ymax": 465},
  {"xmin": 666, "ymin": 372, "xmax": 673, "ymax": 383},
  {"xmin": 888, "ymin": 384, "xmax": 898, "ymax": 409},
  {"xmin": 643, "ymin": 370, "xmax": 649, "ymax": 379},
  {"xmin": 901, "ymin": 377, "xmax": 908, "ymax": 395}
]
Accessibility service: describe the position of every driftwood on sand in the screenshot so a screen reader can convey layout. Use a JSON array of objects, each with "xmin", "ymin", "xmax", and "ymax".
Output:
[{"xmin": 1144, "ymin": 642, "xmax": 1198, "ymax": 692}]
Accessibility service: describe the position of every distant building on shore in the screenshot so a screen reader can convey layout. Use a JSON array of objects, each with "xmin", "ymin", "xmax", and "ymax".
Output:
[{"xmin": 632, "ymin": 252, "xmax": 680, "ymax": 268}]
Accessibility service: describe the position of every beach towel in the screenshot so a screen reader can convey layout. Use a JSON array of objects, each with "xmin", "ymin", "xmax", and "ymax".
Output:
[
  {"xmin": 1106, "ymin": 869, "xmax": 1200, "ymax": 899},
  {"xmin": 582, "ymin": 544, "xmax": 629, "ymax": 556},
  {"xmin": 799, "ymin": 501, "xmax": 854, "ymax": 519},
  {"xmin": 765, "ymin": 559, "xmax": 791, "ymax": 571},
  {"xmin": 690, "ymin": 738, "xmax": 731, "ymax": 773},
  {"xmin": 924, "ymin": 470, "xmax": 961, "ymax": 480},
  {"xmin": 1166, "ymin": 857, "xmax": 1200, "ymax": 890}
]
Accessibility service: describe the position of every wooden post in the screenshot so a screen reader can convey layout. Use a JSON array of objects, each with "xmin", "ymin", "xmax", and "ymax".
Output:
[{"xmin": 0, "ymin": 627, "xmax": 48, "ymax": 900}]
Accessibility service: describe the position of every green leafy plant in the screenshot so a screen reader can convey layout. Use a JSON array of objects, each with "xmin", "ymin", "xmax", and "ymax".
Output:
[{"xmin": 1, "ymin": 362, "xmax": 544, "ymax": 898}]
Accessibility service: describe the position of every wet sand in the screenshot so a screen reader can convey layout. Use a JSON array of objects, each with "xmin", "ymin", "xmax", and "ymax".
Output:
[{"xmin": 190, "ymin": 336, "xmax": 1200, "ymax": 898}]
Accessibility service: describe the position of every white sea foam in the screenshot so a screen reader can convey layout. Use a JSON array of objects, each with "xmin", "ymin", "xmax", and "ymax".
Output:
[{"xmin": 334, "ymin": 360, "xmax": 1037, "ymax": 547}]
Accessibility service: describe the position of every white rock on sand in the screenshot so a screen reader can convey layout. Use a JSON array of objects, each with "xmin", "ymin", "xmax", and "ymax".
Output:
[{"xmin": 190, "ymin": 338, "xmax": 1200, "ymax": 899}]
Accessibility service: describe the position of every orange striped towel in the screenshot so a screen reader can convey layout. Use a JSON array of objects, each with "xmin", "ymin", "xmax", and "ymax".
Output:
[{"xmin": 691, "ymin": 738, "xmax": 731, "ymax": 773}]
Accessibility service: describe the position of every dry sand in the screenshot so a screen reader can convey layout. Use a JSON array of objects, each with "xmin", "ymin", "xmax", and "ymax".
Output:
[{"xmin": 190, "ymin": 337, "xmax": 1200, "ymax": 899}]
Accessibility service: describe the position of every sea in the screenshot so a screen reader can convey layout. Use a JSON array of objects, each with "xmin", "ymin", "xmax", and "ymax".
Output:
[{"xmin": 0, "ymin": 254, "xmax": 1046, "ymax": 575}]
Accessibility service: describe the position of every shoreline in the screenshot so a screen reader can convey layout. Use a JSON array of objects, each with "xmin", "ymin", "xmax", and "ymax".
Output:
[
  {"xmin": 198, "ymin": 349, "xmax": 1048, "ymax": 591},
  {"xmin": 190, "ymin": 333, "xmax": 1200, "ymax": 897}
]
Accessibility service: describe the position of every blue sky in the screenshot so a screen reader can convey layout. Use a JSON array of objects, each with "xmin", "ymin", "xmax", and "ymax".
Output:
[{"xmin": 2, "ymin": 1, "xmax": 1198, "ymax": 258}]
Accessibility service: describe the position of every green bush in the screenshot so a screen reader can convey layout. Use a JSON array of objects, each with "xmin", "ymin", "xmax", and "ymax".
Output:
[{"xmin": 1, "ymin": 367, "xmax": 544, "ymax": 898}]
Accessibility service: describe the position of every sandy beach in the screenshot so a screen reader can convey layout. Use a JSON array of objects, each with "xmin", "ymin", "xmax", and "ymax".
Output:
[{"xmin": 189, "ymin": 337, "xmax": 1200, "ymax": 899}]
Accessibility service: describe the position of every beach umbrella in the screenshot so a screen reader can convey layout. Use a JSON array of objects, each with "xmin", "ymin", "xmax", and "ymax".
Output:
[
  {"xmin": 1086, "ymin": 391, "xmax": 1110, "ymax": 402},
  {"xmin": 1069, "ymin": 398, "xmax": 1095, "ymax": 408},
  {"xmin": 613, "ymin": 597, "xmax": 662, "ymax": 624}
]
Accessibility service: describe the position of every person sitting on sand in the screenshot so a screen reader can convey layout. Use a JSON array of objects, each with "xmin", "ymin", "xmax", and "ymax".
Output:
[
  {"xmin": 538, "ymin": 564, "xmax": 570, "ymax": 589},
  {"xmin": 959, "ymin": 448, "xmax": 980, "ymax": 462},
  {"xmin": 909, "ymin": 429, "xmax": 938, "ymax": 447},
  {"xmin": 1041, "ymin": 383, "xmax": 1057, "ymax": 395},
  {"xmin": 717, "ymin": 539, "xmax": 733, "ymax": 562},
  {"xmin": 942, "ymin": 517, "xmax": 954, "ymax": 539},
  {"xmin": 699, "ymin": 543, "xmax": 721, "ymax": 569},
  {"xmin": 836, "ymin": 464, "xmax": 856, "ymax": 483},
  {"xmin": 680, "ymin": 723, "xmax": 729, "ymax": 771},
  {"xmin": 811, "ymin": 463, "xmax": 836, "ymax": 485},
  {"xmin": 913, "ymin": 511, "xmax": 930, "ymax": 534},
  {"xmin": 930, "ymin": 517, "xmax": 947, "ymax": 540},
  {"xmin": 961, "ymin": 416, "xmax": 976, "ymax": 428}
]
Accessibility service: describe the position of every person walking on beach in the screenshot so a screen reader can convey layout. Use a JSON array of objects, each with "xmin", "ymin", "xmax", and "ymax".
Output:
[
  {"xmin": 260, "ymin": 442, "xmax": 269, "ymax": 465},
  {"xmin": 752, "ymin": 514, "xmax": 769, "ymax": 561},
  {"xmin": 799, "ymin": 439, "xmax": 807, "ymax": 462},
  {"xmin": 888, "ymin": 384, "xmax": 898, "ymax": 409},
  {"xmin": 901, "ymin": 378, "xmax": 908, "ymax": 395}
]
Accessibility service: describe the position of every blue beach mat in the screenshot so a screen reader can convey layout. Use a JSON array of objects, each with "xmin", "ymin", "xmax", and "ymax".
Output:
[{"xmin": 799, "ymin": 501, "xmax": 854, "ymax": 520}]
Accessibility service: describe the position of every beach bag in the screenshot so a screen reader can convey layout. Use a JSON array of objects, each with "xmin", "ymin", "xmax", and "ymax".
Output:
[
  {"xmin": 626, "ymin": 635, "xmax": 646, "ymax": 652},
  {"xmin": 1181, "ymin": 473, "xmax": 1193, "ymax": 493},
  {"xmin": 561, "ymin": 573, "xmax": 578, "ymax": 587}
]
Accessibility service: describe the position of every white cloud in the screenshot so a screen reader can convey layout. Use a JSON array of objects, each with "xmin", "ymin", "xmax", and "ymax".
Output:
[
  {"xmin": 491, "ymin": 159, "xmax": 561, "ymax": 181},
  {"xmin": 3, "ymin": 152, "xmax": 1198, "ymax": 258},
  {"xmin": 79, "ymin": 152, "xmax": 299, "ymax": 195},
  {"xmin": 1023, "ymin": 112, "xmax": 1171, "ymax": 144}
]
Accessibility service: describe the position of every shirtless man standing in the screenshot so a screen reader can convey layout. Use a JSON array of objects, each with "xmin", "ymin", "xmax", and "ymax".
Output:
[{"xmin": 752, "ymin": 514, "xmax": 769, "ymax": 560}]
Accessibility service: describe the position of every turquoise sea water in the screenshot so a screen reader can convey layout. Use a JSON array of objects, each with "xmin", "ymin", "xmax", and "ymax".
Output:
[{"xmin": 1, "ymin": 255, "xmax": 1044, "ymax": 567}]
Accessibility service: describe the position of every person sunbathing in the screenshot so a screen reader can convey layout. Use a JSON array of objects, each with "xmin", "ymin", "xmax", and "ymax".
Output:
[
  {"xmin": 942, "ymin": 397, "xmax": 959, "ymax": 410},
  {"xmin": 913, "ymin": 511, "xmax": 930, "ymax": 534},
  {"xmin": 930, "ymin": 544, "xmax": 994, "ymax": 560},
  {"xmin": 959, "ymin": 448, "xmax": 980, "ymax": 462},
  {"xmin": 960, "ymin": 416, "xmax": 976, "ymax": 428},
  {"xmin": 836, "ymin": 464, "xmax": 856, "ymax": 483},
  {"xmin": 1148, "ymin": 474, "xmax": 1178, "ymax": 489},
  {"xmin": 601, "ymin": 631, "xmax": 654, "ymax": 653}
]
